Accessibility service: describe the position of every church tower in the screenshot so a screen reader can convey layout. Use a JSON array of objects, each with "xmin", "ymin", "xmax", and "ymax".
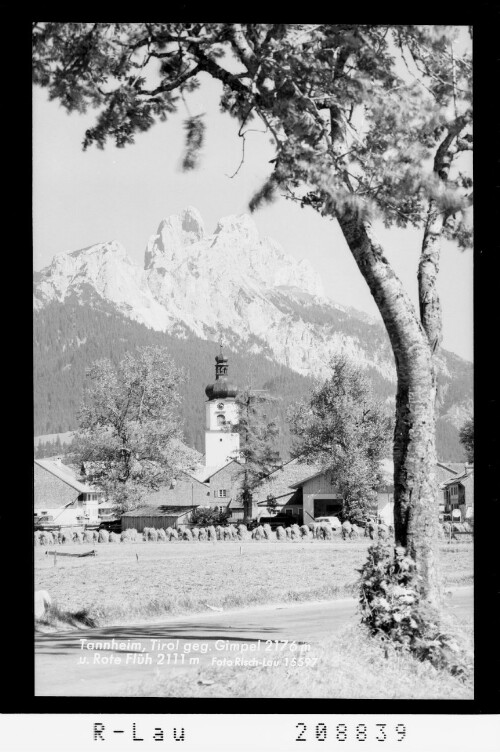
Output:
[{"xmin": 204, "ymin": 346, "xmax": 240, "ymax": 468}]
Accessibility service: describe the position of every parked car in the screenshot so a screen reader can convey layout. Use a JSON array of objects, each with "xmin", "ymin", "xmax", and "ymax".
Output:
[
  {"xmin": 98, "ymin": 519, "xmax": 121, "ymax": 533},
  {"xmin": 315, "ymin": 516, "xmax": 341, "ymax": 529}
]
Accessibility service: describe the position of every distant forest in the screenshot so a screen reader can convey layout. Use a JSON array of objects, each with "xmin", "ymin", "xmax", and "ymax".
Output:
[{"xmin": 33, "ymin": 301, "xmax": 467, "ymax": 461}]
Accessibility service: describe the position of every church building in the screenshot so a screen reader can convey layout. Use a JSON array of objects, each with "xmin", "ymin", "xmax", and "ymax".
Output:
[{"xmin": 204, "ymin": 346, "xmax": 240, "ymax": 469}]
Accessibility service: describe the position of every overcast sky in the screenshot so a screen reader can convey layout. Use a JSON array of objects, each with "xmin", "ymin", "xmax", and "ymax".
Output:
[{"xmin": 33, "ymin": 71, "xmax": 473, "ymax": 362}]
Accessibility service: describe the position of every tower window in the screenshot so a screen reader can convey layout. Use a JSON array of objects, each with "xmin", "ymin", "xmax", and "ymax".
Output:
[{"xmin": 216, "ymin": 414, "xmax": 226, "ymax": 426}]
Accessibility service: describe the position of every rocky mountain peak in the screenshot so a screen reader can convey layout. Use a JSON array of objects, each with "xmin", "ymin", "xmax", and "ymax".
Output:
[
  {"xmin": 213, "ymin": 213, "xmax": 259, "ymax": 244},
  {"xmin": 145, "ymin": 206, "xmax": 205, "ymax": 269}
]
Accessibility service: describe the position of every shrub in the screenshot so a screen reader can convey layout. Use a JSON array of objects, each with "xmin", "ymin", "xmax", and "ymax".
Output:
[
  {"xmin": 190, "ymin": 506, "xmax": 230, "ymax": 526},
  {"xmin": 359, "ymin": 541, "xmax": 471, "ymax": 679}
]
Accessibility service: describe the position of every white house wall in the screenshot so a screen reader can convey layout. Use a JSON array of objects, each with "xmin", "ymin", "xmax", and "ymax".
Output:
[{"xmin": 376, "ymin": 491, "xmax": 394, "ymax": 526}]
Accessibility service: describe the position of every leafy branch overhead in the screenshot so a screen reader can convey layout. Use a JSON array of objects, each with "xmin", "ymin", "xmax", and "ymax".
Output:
[{"xmin": 33, "ymin": 23, "xmax": 472, "ymax": 244}]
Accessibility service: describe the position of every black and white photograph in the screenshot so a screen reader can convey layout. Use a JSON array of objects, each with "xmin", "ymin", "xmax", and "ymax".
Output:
[{"xmin": 31, "ymin": 22, "xmax": 479, "ymax": 712}]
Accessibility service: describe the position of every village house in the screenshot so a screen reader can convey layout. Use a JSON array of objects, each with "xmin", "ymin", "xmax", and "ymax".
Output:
[
  {"xmin": 252, "ymin": 458, "xmax": 314, "ymax": 524},
  {"xmin": 441, "ymin": 464, "xmax": 474, "ymax": 521},
  {"xmin": 192, "ymin": 460, "xmax": 245, "ymax": 522},
  {"xmin": 252, "ymin": 458, "xmax": 388, "ymax": 525},
  {"xmin": 34, "ymin": 458, "xmax": 103, "ymax": 528},
  {"xmin": 121, "ymin": 471, "xmax": 212, "ymax": 530},
  {"xmin": 252, "ymin": 458, "xmax": 465, "ymax": 527}
]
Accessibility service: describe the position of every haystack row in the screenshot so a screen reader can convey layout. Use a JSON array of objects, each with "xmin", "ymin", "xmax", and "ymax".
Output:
[{"xmin": 34, "ymin": 521, "xmax": 471, "ymax": 545}]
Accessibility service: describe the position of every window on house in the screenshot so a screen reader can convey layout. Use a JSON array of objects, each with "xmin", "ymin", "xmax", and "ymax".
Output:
[
  {"xmin": 219, "ymin": 506, "xmax": 225, "ymax": 513},
  {"xmin": 214, "ymin": 489, "xmax": 227, "ymax": 498}
]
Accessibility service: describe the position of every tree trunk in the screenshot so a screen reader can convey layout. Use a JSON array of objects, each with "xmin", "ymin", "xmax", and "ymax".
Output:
[
  {"xmin": 337, "ymin": 211, "xmax": 440, "ymax": 605},
  {"xmin": 418, "ymin": 200, "xmax": 443, "ymax": 355},
  {"xmin": 418, "ymin": 199, "xmax": 445, "ymax": 419}
]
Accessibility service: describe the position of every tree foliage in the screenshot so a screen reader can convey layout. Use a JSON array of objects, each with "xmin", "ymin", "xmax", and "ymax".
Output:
[
  {"xmin": 190, "ymin": 505, "xmax": 229, "ymax": 526},
  {"xmin": 290, "ymin": 355, "xmax": 391, "ymax": 525},
  {"xmin": 32, "ymin": 23, "xmax": 472, "ymax": 243},
  {"xmin": 232, "ymin": 388, "xmax": 282, "ymax": 513},
  {"xmin": 359, "ymin": 540, "xmax": 471, "ymax": 679},
  {"xmin": 73, "ymin": 346, "xmax": 187, "ymax": 513},
  {"xmin": 458, "ymin": 416, "xmax": 474, "ymax": 463}
]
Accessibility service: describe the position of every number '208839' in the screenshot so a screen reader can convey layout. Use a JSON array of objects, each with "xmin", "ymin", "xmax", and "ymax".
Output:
[{"xmin": 295, "ymin": 723, "xmax": 407, "ymax": 742}]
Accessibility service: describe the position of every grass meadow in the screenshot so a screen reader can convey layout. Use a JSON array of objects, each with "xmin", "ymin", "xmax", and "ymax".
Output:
[
  {"xmin": 35, "ymin": 538, "xmax": 473, "ymax": 627},
  {"xmin": 127, "ymin": 620, "xmax": 473, "ymax": 699}
]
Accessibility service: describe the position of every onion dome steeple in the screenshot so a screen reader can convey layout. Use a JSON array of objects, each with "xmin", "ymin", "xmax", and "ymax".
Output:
[{"xmin": 205, "ymin": 342, "xmax": 238, "ymax": 400}]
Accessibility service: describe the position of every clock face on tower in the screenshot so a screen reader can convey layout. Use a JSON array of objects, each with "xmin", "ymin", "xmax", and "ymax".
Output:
[{"xmin": 217, "ymin": 402, "xmax": 224, "ymax": 410}]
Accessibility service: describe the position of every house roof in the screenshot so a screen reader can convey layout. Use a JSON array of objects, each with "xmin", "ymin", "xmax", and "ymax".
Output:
[
  {"xmin": 442, "ymin": 468, "xmax": 473, "ymax": 487},
  {"xmin": 439, "ymin": 462, "xmax": 469, "ymax": 475},
  {"xmin": 252, "ymin": 459, "xmax": 321, "ymax": 505},
  {"xmin": 289, "ymin": 468, "xmax": 328, "ymax": 489},
  {"xmin": 190, "ymin": 459, "xmax": 242, "ymax": 483},
  {"xmin": 138, "ymin": 471, "xmax": 210, "ymax": 508},
  {"xmin": 122, "ymin": 505, "xmax": 192, "ymax": 518},
  {"xmin": 35, "ymin": 459, "xmax": 97, "ymax": 494}
]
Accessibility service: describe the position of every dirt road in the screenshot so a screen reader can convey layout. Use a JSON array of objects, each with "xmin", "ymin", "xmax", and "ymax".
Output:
[{"xmin": 35, "ymin": 586, "xmax": 472, "ymax": 696}]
